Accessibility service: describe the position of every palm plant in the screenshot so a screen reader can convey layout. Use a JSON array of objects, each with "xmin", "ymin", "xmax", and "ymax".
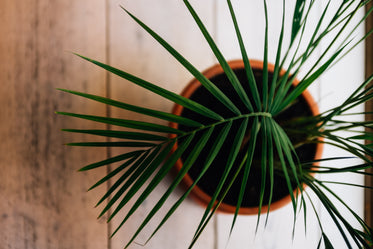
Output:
[{"xmin": 58, "ymin": 0, "xmax": 373, "ymax": 248}]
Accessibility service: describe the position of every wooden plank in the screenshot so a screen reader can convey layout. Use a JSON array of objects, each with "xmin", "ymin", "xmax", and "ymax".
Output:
[
  {"xmin": 214, "ymin": 1, "xmax": 364, "ymax": 248},
  {"xmin": 97, "ymin": 1, "xmax": 367, "ymax": 248},
  {"xmin": 0, "ymin": 1, "xmax": 108, "ymax": 248},
  {"xmin": 317, "ymin": 2, "xmax": 366, "ymax": 247},
  {"xmin": 214, "ymin": 1, "xmax": 321, "ymax": 248},
  {"xmin": 106, "ymin": 1, "xmax": 217, "ymax": 248},
  {"xmin": 365, "ymin": 2, "xmax": 373, "ymax": 228}
]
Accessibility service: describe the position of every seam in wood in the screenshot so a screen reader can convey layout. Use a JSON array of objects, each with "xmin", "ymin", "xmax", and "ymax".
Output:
[{"xmin": 105, "ymin": 0, "xmax": 112, "ymax": 248}]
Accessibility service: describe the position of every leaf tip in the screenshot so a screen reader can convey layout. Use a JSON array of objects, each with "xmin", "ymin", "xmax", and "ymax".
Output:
[{"xmin": 119, "ymin": 4, "xmax": 129, "ymax": 13}]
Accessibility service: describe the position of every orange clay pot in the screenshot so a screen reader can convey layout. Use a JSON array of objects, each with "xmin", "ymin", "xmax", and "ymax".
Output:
[{"xmin": 169, "ymin": 59, "xmax": 323, "ymax": 215}]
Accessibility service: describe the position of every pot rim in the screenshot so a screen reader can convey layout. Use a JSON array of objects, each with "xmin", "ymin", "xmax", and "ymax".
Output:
[{"xmin": 169, "ymin": 59, "xmax": 323, "ymax": 215}]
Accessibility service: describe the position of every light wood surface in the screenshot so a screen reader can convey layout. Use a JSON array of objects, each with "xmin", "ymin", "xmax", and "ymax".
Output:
[
  {"xmin": 107, "ymin": 1, "xmax": 216, "ymax": 248},
  {"xmin": 0, "ymin": 1, "xmax": 108, "ymax": 248},
  {"xmin": 0, "ymin": 1, "xmax": 366, "ymax": 249}
]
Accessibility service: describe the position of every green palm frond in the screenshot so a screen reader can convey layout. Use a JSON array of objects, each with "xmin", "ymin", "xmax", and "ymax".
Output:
[{"xmin": 58, "ymin": 1, "xmax": 373, "ymax": 248}]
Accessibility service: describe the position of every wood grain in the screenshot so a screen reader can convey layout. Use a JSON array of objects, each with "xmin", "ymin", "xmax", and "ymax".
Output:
[
  {"xmin": 106, "ymin": 1, "xmax": 217, "ymax": 248},
  {"xmin": 214, "ymin": 1, "xmax": 321, "ymax": 248},
  {"xmin": 0, "ymin": 1, "xmax": 367, "ymax": 248},
  {"xmin": 0, "ymin": 1, "xmax": 108, "ymax": 248},
  {"xmin": 365, "ymin": 1, "xmax": 373, "ymax": 228}
]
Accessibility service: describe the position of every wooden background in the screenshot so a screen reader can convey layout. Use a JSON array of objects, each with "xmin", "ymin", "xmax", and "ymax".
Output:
[
  {"xmin": 0, "ymin": 1, "xmax": 366, "ymax": 248},
  {"xmin": 366, "ymin": 1, "xmax": 373, "ymax": 228}
]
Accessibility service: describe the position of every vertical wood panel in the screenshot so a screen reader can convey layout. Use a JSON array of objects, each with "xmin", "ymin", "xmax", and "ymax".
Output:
[
  {"xmin": 214, "ymin": 1, "xmax": 365, "ymax": 248},
  {"xmin": 214, "ymin": 1, "xmax": 321, "ymax": 248},
  {"xmin": 106, "ymin": 1, "xmax": 216, "ymax": 248},
  {"xmin": 365, "ymin": 2, "xmax": 373, "ymax": 228},
  {"xmin": 0, "ymin": 1, "xmax": 108, "ymax": 248},
  {"xmin": 317, "ymin": 3, "xmax": 366, "ymax": 248}
]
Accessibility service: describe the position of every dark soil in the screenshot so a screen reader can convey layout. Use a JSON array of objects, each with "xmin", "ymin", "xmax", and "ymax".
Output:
[{"xmin": 177, "ymin": 68, "xmax": 317, "ymax": 208}]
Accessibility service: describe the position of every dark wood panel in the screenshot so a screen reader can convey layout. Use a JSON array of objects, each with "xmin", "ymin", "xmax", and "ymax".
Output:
[
  {"xmin": 0, "ymin": 1, "xmax": 108, "ymax": 248},
  {"xmin": 366, "ymin": 2, "xmax": 373, "ymax": 227}
]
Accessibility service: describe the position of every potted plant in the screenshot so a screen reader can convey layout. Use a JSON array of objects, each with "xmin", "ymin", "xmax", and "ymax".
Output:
[
  {"xmin": 169, "ymin": 58, "xmax": 324, "ymax": 216},
  {"xmin": 58, "ymin": 1, "xmax": 373, "ymax": 248}
]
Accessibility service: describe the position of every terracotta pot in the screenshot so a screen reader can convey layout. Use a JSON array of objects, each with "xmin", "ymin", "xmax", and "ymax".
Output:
[{"xmin": 169, "ymin": 59, "xmax": 323, "ymax": 215}]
